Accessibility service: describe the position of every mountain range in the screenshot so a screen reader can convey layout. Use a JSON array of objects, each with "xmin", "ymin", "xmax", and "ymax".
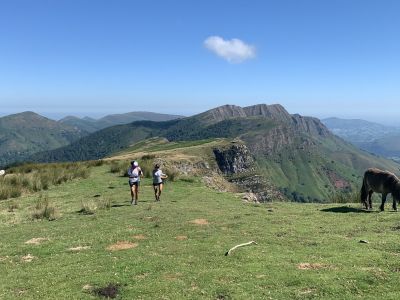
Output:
[
  {"xmin": 322, "ymin": 117, "xmax": 400, "ymax": 161},
  {"xmin": 59, "ymin": 111, "xmax": 184, "ymax": 133},
  {"xmin": 26, "ymin": 104, "xmax": 400, "ymax": 202},
  {"xmin": 0, "ymin": 111, "xmax": 183, "ymax": 167}
]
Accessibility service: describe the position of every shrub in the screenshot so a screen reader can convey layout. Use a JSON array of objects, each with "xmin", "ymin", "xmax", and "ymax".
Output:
[
  {"xmin": 9, "ymin": 187, "xmax": 22, "ymax": 198},
  {"xmin": 98, "ymin": 197, "xmax": 111, "ymax": 210},
  {"xmin": 32, "ymin": 195, "xmax": 58, "ymax": 221},
  {"xmin": 329, "ymin": 190, "xmax": 360, "ymax": 204},
  {"xmin": 86, "ymin": 160, "xmax": 104, "ymax": 167},
  {"xmin": 79, "ymin": 200, "xmax": 97, "ymax": 215},
  {"xmin": 110, "ymin": 161, "xmax": 121, "ymax": 173},
  {"xmin": 166, "ymin": 168, "xmax": 179, "ymax": 182},
  {"xmin": 141, "ymin": 154, "xmax": 156, "ymax": 160},
  {"xmin": 109, "ymin": 160, "xmax": 129, "ymax": 176},
  {"xmin": 139, "ymin": 159, "xmax": 154, "ymax": 178},
  {"xmin": 8, "ymin": 201, "xmax": 19, "ymax": 212},
  {"xmin": 0, "ymin": 188, "xmax": 8, "ymax": 200},
  {"xmin": 1, "ymin": 162, "xmax": 92, "ymax": 201}
]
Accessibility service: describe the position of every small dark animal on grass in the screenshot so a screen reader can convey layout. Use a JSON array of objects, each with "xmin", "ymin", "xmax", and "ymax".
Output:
[{"xmin": 361, "ymin": 168, "xmax": 400, "ymax": 211}]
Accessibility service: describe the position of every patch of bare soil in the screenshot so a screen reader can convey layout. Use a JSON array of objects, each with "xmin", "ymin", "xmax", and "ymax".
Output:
[
  {"xmin": 297, "ymin": 263, "xmax": 328, "ymax": 270},
  {"xmin": 21, "ymin": 254, "xmax": 36, "ymax": 262},
  {"xmin": 69, "ymin": 246, "xmax": 91, "ymax": 251},
  {"xmin": 132, "ymin": 234, "xmax": 146, "ymax": 240},
  {"xmin": 190, "ymin": 218, "xmax": 209, "ymax": 225},
  {"xmin": 175, "ymin": 235, "xmax": 188, "ymax": 240},
  {"xmin": 106, "ymin": 241, "xmax": 138, "ymax": 251},
  {"xmin": 13, "ymin": 288, "xmax": 27, "ymax": 296},
  {"xmin": 25, "ymin": 238, "xmax": 48, "ymax": 245}
]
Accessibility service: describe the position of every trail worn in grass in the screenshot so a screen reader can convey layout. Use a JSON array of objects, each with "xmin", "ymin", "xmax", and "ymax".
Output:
[{"xmin": 2, "ymin": 165, "xmax": 400, "ymax": 299}]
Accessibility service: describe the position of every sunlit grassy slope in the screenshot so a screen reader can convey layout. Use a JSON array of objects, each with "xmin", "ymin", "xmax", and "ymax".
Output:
[{"xmin": 2, "ymin": 165, "xmax": 400, "ymax": 299}]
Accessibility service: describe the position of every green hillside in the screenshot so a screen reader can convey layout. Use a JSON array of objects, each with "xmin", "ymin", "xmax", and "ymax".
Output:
[
  {"xmin": 0, "ymin": 112, "xmax": 86, "ymax": 167},
  {"xmin": 27, "ymin": 104, "xmax": 400, "ymax": 202},
  {"xmin": 2, "ymin": 164, "xmax": 400, "ymax": 299}
]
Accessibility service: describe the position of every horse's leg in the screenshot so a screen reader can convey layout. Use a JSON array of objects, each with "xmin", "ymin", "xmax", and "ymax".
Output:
[
  {"xmin": 380, "ymin": 193, "xmax": 388, "ymax": 211},
  {"xmin": 368, "ymin": 191, "xmax": 373, "ymax": 210},
  {"xmin": 393, "ymin": 195, "xmax": 398, "ymax": 211}
]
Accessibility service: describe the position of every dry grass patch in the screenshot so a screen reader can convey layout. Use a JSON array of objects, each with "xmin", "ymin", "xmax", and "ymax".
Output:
[
  {"xmin": 175, "ymin": 235, "xmax": 188, "ymax": 240},
  {"xmin": 297, "ymin": 263, "xmax": 329, "ymax": 270},
  {"xmin": 106, "ymin": 241, "xmax": 138, "ymax": 251},
  {"xmin": 163, "ymin": 273, "xmax": 182, "ymax": 281},
  {"xmin": 298, "ymin": 288, "xmax": 317, "ymax": 295},
  {"xmin": 132, "ymin": 234, "xmax": 146, "ymax": 240},
  {"xmin": 82, "ymin": 284, "xmax": 94, "ymax": 291},
  {"xmin": 69, "ymin": 246, "xmax": 91, "ymax": 251},
  {"xmin": 21, "ymin": 254, "xmax": 36, "ymax": 262},
  {"xmin": 25, "ymin": 237, "xmax": 48, "ymax": 245},
  {"xmin": 190, "ymin": 218, "xmax": 209, "ymax": 225}
]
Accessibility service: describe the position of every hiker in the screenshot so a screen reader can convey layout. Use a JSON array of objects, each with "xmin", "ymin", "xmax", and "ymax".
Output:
[
  {"xmin": 152, "ymin": 164, "xmax": 168, "ymax": 201},
  {"xmin": 128, "ymin": 160, "xmax": 143, "ymax": 205}
]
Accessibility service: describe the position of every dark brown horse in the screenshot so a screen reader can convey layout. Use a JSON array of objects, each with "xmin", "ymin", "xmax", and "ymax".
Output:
[{"xmin": 361, "ymin": 168, "xmax": 400, "ymax": 211}]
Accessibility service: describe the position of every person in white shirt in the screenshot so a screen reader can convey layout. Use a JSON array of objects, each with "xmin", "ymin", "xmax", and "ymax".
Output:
[
  {"xmin": 127, "ymin": 160, "xmax": 142, "ymax": 205},
  {"xmin": 152, "ymin": 164, "xmax": 168, "ymax": 201}
]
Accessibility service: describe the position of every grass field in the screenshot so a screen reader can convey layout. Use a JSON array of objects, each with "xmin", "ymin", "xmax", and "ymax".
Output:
[{"xmin": 2, "ymin": 165, "xmax": 400, "ymax": 299}]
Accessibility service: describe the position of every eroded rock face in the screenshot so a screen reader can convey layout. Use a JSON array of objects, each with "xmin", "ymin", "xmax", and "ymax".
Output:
[
  {"xmin": 213, "ymin": 142, "xmax": 283, "ymax": 202},
  {"xmin": 213, "ymin": 143, "xmax": 254, "ymax": 175}
]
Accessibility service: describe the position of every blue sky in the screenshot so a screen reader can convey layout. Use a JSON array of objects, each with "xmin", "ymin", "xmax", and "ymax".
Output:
[{"xmin": 0, "ymin": 0, "xmax": 399, "ymax": 124}]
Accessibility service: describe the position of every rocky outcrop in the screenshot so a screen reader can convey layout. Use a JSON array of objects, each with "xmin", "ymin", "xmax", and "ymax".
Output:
[
  {"xmin": 291, "ymin": 114, "xmax": 331, "ymax": 137},
  {"xmin": 199, "ymin": 103, "xmax": 332, "ymax": 140},
  {"xmin": 213, "ymin": 143, "xmax": 255, "ymax": 175},
  {"xmin": 243, "ymin": 104, "xmax": 292, "ymax": 123},
  {"xmin": 213, "ymin": 142, "xmax": 283, "ymax": 202},
  {"xmin": 199, "ymin": 105, "xmax": 247, "ymax": 123}
]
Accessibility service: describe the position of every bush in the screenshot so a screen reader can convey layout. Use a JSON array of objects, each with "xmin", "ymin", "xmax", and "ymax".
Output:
[
  {"xmin": 139, "ymin": 159, "xmax": 154, "ymax": 178},
  {"xmin": 98, "ymin": 197, "xmax": 111, "ymax": 210},
  {"xmin": 166, "ymin": 168, "xmax": 179, "ymax": 182},
  {"xmin": 329, "ymin": 190, "xmax": 360, "ymax": 204},
  {"xmin": 0, "ymin": 162, "xmax": 92, "ymax": 201},
  {"xmin": 109, "ymin": 160, "xmax": 129, "ymax": 176},
  {"xmin": 7, "ymin": 201, "xmax": 19, "ymax": 212},
  {"xmin": 141, "ymin": 154, "xmax": 156, "ymax": 160},
  {"xmin": 32, "ymin": 195, "xmax": 58, "ymax": 221},
  {"xmin": 79, "ymin": 200, "xmax": 97, "ymax": 215},
  {"xmin": 86, "ymin": 160, "xmax": 104, "ymax": 167}
]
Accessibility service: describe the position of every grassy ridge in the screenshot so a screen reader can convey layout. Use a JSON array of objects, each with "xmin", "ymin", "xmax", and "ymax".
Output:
[{"xmin": 2, "ymin": 165, "xmax": 400, "ymax": 299}]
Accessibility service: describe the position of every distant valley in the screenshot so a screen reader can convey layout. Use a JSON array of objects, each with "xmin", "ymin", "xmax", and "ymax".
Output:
[{"xmin": 322, "ymin": 117, "xmax": 400, "ymax": 161}]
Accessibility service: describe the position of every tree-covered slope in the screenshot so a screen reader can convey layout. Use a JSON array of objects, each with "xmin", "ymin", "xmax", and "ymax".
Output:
[{"xmin": 0, "ymin": 112, "xmax": 86, "ymax": 167}]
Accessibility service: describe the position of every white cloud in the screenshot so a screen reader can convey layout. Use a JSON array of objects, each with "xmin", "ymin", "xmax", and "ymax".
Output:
[{"xmin": 204, "ymin": 36, "xmax": 256, "ymax": 63}]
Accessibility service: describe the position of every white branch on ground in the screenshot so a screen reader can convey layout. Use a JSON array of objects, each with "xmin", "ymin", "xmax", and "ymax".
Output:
[{"xmin": 225, "ymin": 241, "xmax": 258, "ymax": 256}]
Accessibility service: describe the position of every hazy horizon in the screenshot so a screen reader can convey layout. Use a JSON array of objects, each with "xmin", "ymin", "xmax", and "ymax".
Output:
[
  {"xmin": 1, "ymin": 1, "xmax": 399, "ymax": 126},
  {"xmin": 1, "ymin": 105, "xmax": 399, "ymax": 127}
]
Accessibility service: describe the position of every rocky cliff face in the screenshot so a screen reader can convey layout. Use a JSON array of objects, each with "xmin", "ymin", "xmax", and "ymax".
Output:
[
  {"xmin": 243, "ymin": 104, "xmax": 292, "ymax": 123},
  {"xmin": 199, "ymin": 103, "xmax": 332, "ymax": 140},
  {"xmin": 213, "ymin": 143, "xmax": 255, "ymax": 175},
  {"xmin": 213, "ymin": 142, "xmax": 284, "ymax": 202},
  {"xmin": 291, "ymin": 114, "xmax": 331, "ymax": 137}
]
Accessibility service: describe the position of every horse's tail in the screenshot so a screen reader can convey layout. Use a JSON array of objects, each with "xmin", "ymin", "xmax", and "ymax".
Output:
[{"xmin": 360, "ymin": 172, "xmax": 368, "ymax": 204}]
